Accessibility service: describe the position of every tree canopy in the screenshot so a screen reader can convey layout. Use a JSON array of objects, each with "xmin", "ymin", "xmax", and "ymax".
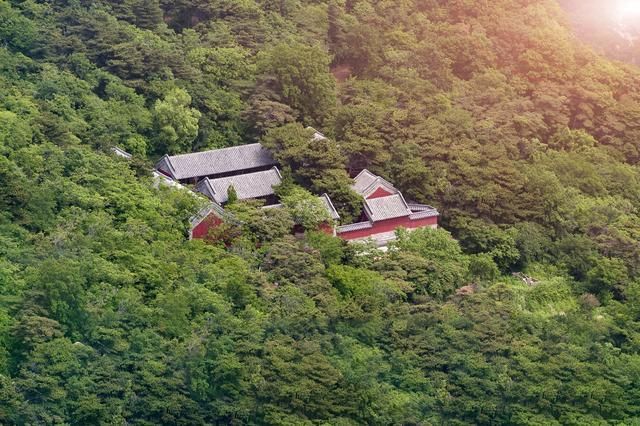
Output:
[{"xmin": 1, "ymin": 0, "xmax": 640, "ymax": 423}]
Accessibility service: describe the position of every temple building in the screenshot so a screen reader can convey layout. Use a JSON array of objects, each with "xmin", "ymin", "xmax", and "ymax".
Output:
[
  {"xmin": 154, "ymin": 142, "xmax": 439, "ymax": 246},
  {"xmin": 195, "ymin": 167, "xmax": 283, "ymax": 205},
  {"xmin": 335, "ymin": 170, "xmax": 439, "ymax": 246},
  {"xmin": 155, "ymin": 143, "xmax": 277, "ymax": 184}
]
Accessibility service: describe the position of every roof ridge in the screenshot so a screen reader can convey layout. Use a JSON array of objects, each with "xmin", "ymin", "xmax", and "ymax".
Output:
[
  {"xmin": 205, "ymin": 177, "xmax": 216, "ymax": 195},
  {"xmin": 162, "ymin": 154, "xmax": 176, "ymax": 173},
  {"xmin": 354, "ymin": 168, "xmax": 376, "ymax": 181},
  {"xmin": 207, "ymin": 167, "xmax": 281, "ymax": 182},
  {"xmin": 361, "ymin": 175, "xmax": 398, "ymax": 197},
  {"xmin": 396, "ymin": 191, "xmax": 412, "ymax": 213},
  {"xmin": 320, "ymin": 193, "xmax": 340, "ymax": 220},
  {"xmin": 167, "ymin": 143, "xmax": 263, "ymax": 159}
]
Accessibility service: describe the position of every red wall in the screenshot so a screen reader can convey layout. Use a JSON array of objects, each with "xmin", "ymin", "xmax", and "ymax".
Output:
[
  {"xmin": 157, "ymin": 167, "xmax": 172, "ymax": 178},
  {"xmin": 338, "ymin": 215, "xmax": 438, "ymax": 240},
  {"xmin": 193, "ymin": 217, "xmax": 335, "ymax": 239},
  {"xmin": 366, "ymin": 187, "xmax": 395, "ymax": 199},
  {"xmin": 192, "ymin": 211, "xmax": 437, "ymax": 241},
  {"xmin": 318, "ymin": 222, "xmax": 335, "ymax": 235},
  {"xmin": 191, "ymin": 214, "xmax": 223, "ymax": 239}
]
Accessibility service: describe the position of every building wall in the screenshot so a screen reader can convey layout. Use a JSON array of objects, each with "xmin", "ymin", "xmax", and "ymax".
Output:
[
  {"xmin": 366, "ymin": 186, "xmax": 396, "ymax": 199},
  {"xmin": 194, "ymin": 216, "xmax": 336, "ymax": 240},
  {"xmin": 338, "ymin": 215, "xmax": 438, "ymax": 241},
  {"xmin": 156, "ymin": 157, "xmax": 174, "ymax": 179},
  {"xmin": 191, "ymin": 214, "xmax": 223, "ymax": 239},
  {"xmin": 318, "ymin": 222, "xmax": 337, "ymax": 236},
  {"xmin": 191, "ymin": 208, "xmax": 437, "ymax": 243}
]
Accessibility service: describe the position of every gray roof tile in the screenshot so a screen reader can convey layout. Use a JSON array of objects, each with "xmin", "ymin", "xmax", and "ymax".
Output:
[
  {"xmin": 158, "ymin": 143, "xmax": 277, "ymax": 180},
  {"xmin": 352, "ymin": 169, "xmax": 398, "ymax": 197},
  {"xmin": 352, "ymin": 169, "xmax": 379, "ymax": 194},
  {"xmin": 306, "ymin": 126, "xmax": 327, "ymax": 141},
  {"xmin": 112, "ymin": 146, "xmax": 132, "ymax": 159},
  {"xmin": 196, "ymin": 167, "xmax": 282, "ymax": 204},
  {"xmin": 189, "ymin": 202, "xmax": 225, "ymax": 228},
  {"xmin": 319, "ymin": 193, "xmax": 340, "ymax": 220},
  {"xmin": 336, "ymin": 221, "xmax": 373, "ymax": 233},
  {"xmin": 409, "ymin": 209, "xmax": 439, "ymax": 219},
  {"xmin": 364, "ymin": 194, "xmax": 412, "ymax": 222},
  {"xmin": 407, "ymin": 202, "xmax": 439, "ymax": 218},
  {"xmin": 407, "ymin": 203, "xmax": 435, "ymax": 212}
]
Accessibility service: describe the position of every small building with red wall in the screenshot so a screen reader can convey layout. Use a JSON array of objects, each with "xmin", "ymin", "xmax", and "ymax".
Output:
[
  {"xmin": 189, "ymin": 203, "xmax": 225, "ymax": 240},
  {"xmin": 335, "ymin": 170, "xmax": 439, "ymax": 246}
]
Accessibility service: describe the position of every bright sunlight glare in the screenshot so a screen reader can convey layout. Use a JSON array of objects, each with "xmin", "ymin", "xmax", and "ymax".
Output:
[{"xmin": 616, "ymin": 0, "xmax": 640, "ymax": 20}]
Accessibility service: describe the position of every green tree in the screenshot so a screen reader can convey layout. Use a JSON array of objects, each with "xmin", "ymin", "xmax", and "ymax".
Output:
[
  {"xmin": 133, "ymin": 0, "xmax": 163, "ymax": 30},
  {"xmin": 0, "ymin": 111, "xmax": 32, "ymax": 151},
  {"xmin": 153, "ymin": 88, "xmax": 201, "ymax": 154},
  {"xmin": 0, "ymin": 1, "xmax": 37, "ymax": 51},
  {"xmin": 385, "ymin": 228, "xmax": 470, "ymax": 298},
  {"xmin": 468, "ymin": 253, "xmax": 500, "ymax": 283},
  {"xmin": 226, "ymin": 184, "xmax": 238, "ymax": 204},
  {"xmin": 257, "ymin": 42, "xmax": 336, "ymax": 126},
  {"xmin": 586, "ymin": 257, "xmax": 630, "ymax": 300},
  {"xmin": 262, "ymin": 123, "xmax": 360, "ymax": 220},
  {"xmin": 227, "ymin": 199, "xmax": 294, "ymax": 244},
  {"xmin": 281, "ymin": 186, "xmax": 331, "ymax": 231}
]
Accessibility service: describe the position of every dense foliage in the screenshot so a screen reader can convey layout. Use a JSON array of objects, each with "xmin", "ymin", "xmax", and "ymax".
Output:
[{"xmin": 2, "ymin": 0, "xmax": 640, "ymax": 423}]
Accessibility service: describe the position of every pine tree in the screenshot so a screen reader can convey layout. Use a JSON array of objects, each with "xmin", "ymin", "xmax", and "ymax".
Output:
[
  {"xmin": 227, "ymin": 184, "xmax": 238, "ymax": 204},
  {"xmin": 133, "ymin": 0, "xmax": 163, "ymax": 30}
]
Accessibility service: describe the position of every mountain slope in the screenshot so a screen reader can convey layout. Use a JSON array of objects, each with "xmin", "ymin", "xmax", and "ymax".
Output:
[{"xmin": 1, "ymin": 0, "xmax": 640, "ymax": 424}]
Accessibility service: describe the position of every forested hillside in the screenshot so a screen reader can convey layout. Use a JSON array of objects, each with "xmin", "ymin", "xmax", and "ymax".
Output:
[{"xmin": 2, "ymin": 0, "xmax": 640, "ymax": 424}]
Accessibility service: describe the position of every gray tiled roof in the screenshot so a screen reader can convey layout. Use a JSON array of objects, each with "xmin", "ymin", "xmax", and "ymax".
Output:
[
  {"xmin": 364, "ymin": 194, "xmax": 412, "ymax": 222},
  {"xmin": 352, "ymin": 169, "xmax": 398, "ymax": 197},
  {"xmin": 112, "ymin": 146, "xmax": 132, "ymax": 159},
  {"xmin": 407, "ymin": 202, "xmax": 439, "ymax": 219},
  {"xmin": 319, "ymin": 193, "xmax": 340, "ymax": 220},
  {"xmin": 196, "ymin": 167, "xmax": 282, "ymax": 204},
  {"xmin": 336, "ymin": 221, "xmax": 373, "ymax": 233},
  {"xmin": 352, "ymin": 169, "xmax": 379, "ymax": 194},
  {"xmin": 157, "ymin": 143, "xmax": 277, "ymax": 180},
  {"xmin": 306, "ymin": 126, "xmax": 327, "ymax": 141},
  {"xmin": 189, "ymin": 202, "xmax": 242, "ymax": 239},
  {"xmin": 407, "ymin": 203, "xmax": 433, "ymax": 212},
  {"xmin": 409, "ymin": 209, "xmax": 439, "ymax": 219}
]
